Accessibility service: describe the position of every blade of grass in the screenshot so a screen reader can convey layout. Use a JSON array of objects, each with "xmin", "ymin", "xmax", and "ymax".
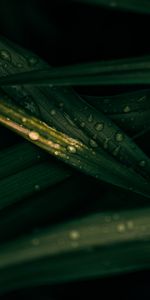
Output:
[
  {"xmin": 0, "ymin": 161, "xmax": 71, "ymax": 211},
  {"xmin": 0, "ymin": 174, "xmax": 98, "ymax": 242},
  {"xmin": 46, "ymin": 87, "xmax": 150, "ymax": 180},
  {"xmin": 2, "ymin": 56, "xmax": 150, "ymax": 86},
  {"xmin": 0, "ymin": 37, "xmax": 150, "ymax": 188},
  {"xmin": 0, "ymin": 98, "xmax": 150, "ymax": 198},
  {"xmin": 0, "ymin": 126, "xmax": 148, "ymax": 241},
  {"xmin": 0, "ymin": 37, "xmax": 150, "ymax": 183},
  {"xmin": 73, "ymin": 0, "xmax": 150, "ymax": 14},
  {"xmin": 83, "ymin": 89, "xmax": 150, "ymax": 114},
  {"xmin": 0, "ymin": 141, "xmax": 47, "ymax": 180},
  {"xmin": 0, "ymin": 206, "xmax": 150, "ymax": 293}
]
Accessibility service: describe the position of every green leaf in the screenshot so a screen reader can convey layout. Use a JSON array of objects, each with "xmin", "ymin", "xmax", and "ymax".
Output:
[
  {"xmin": 72, "ymin": 0, "xmax": 150, "ymax": 14},
  {"xmin": 1, "ymin": 56, "xmax": 150, "ymax": 86},
  {"xmin": 0, "ymin": 206, "xmax": 150, "ymax": 293}
]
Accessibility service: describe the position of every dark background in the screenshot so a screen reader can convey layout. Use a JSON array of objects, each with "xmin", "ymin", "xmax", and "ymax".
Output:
[{"xmin": 0, "ymin": 1, "xmax": 149, "ymax": 299}]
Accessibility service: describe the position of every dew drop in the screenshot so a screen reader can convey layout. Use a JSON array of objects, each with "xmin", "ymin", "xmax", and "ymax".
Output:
[
  {"xmin": 127, "ymin": 220, "xmax": 134, "ymax": 230},
  {"xmin": 22, "ymin": 117, "xmax": 27, "ymax": 123},
  {"xmin": 29, "ymin": 131, "xmax": 39, "ymax": 141},
  {"xmin": 35, "ymin": 184, "xmax": 40, "ymax": 191},
  {"xmin": 58, "ymin": 102, "xmax": 64, "ymax": 108},
  {"xmin": 110, "ymin": 1, "xmax": 117, "ymax": 7},
  {"xmin": 67, "ymin": 145, "xmax": 77, "ymax": 153},
  {"xmin": 50, "ymin": 109, "xmax": 56, "ymax": 116},
  {"xmin": 17, "ymin": 63, "xmax": 23, "ymax": 68},
  {"xmin": 117, "ymin": 223, "xmax": 126, "ymax": 233},
  {"xmin": 88, "ymin": 114, "xmax": 93, "ymax": 122},
  {"xmin": 95, "ymin": 122, "xmax": 104, "ymax": 131},
  {"xmin": 115, "ymin": 132, "xmax": 124, "ymax": 142},
  {"xmin": 123, "ymin": 105, "xmax": 131, "ymax": 113},
  {"xmin": 139, "ymin": 160, "xmax": 146, "ymax": 167},
  {"xmin": 54, "ymin": 151, "xmax": 59, "ymax": 156},
  {"xmin": 0, "ymin": 49, "xmax": 11, "ymax": 61},
  {"xmin": 80, "ymin": 122, "xmax": 85, "ymax": 128},
  {"xmin": 89, "ymin": 139, "xmax": 98, "ymax": 148},
  {"xmin": 28, "ymin": 56, "xmax": 38, "ymax": 66},
  {"xmin": 69, "ymin": 230, "xmax": 80, "ymax": 240}
]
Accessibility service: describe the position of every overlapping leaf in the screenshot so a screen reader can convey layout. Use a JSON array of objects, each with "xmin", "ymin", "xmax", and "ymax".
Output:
[
  {"xmin": 0, "ymin": 37, "xmax": 149, "ymax": 199},
  {"xmin": 0, "ymin": 206, "xmax": 150, "ymax": 293}
]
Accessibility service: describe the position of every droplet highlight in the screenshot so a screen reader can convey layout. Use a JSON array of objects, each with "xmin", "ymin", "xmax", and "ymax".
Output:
[
  {"xmin": 115, "ymin": 132, "xmax": 124, "ymax": 142},
  {"xmin": 67, "ymin": 145, "xmax": 77, "ymax": 153},
  {"xmin": 123, "ymin": 106, "xmax": 131, "ymax": 113},
  {"xmin": 95, "ymin": 122, "xmax": 104, "ymax": 131},
  {"xmin": 29, "ymin": 131, "xmax": 39, "ymax": 141}
]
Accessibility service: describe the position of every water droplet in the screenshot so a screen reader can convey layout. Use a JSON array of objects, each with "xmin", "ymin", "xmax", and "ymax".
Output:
[
  {"xmin": 137, "ymin": 96, "xmax": 146, "ymax": 102},
  {"xmin": 28, "ymin": 56, "xmax": 38, "ymax": 66},
  {"xmin": 88, "ymin": 114, "xmax": 93, "ymax": 122},
  {"xmin": 54, "ymin": 151, "xmax": 59, "ymax": 156},
  {"xmin": 123, "ymin": 106, "xmax": 131, "ymax": 113},
  {"xmin": 0, "ymin": 49, "xmax": 11, "ymax": 61},
  {"xmin": 117, "ymin": 223, "xmax": 126, "ymax": 233},
  {"xmin": 95, "ymin": 122, "xmax": 104, "ymax": 131},
  {"xmin": 115, "ymin": 132, "xmax": 124, "ymax": 142},
  {"xmin": 31, "ymin": 238, "xmax": 40, "ymax": 246},
  {"xmin": 89, "ymin": 139, "xmax": 98, "ymax": 148},
  {"xmin": 69, "ymin": 230, "xmax": 80, "ymax": 240},
  {"xmin": 80, "ymin": 122, "xmax": 85, "ymax": 128},
  {"xmin": 129, "ymin": 187, "xmax": 134, "ymax": 191},
  {"xmin": 127, "ymin": 221, "xmax": 134, "ymax": 230},
  {"xmin": 17, "ymin": 63, "xmax": 23, "ymax": 68},
  {"xmin": 67, "ymin": 145, "xmax": 77, "ymax": 153},
  {"xmin": 139, "ymin": 160, "xmax": 146, "ymax": 167},
  {"xmin": 54, "ymin": 143, "xmax": 61, "ymax": 150},
  {"xmin": 50, "ymin": 109, "xmax": 56, "ymax": 116},
  {"xmin": 110, "ymin": 1, "xmax": 117, "ymax": 7},
  {"xmin": 22, "ymin": 117, "xmax": 27, "ymax": 123},
  {"xmin": 35, "ymin": 184, "xmax": 40, "ymax": 191},
  {"xmin": 29, "ymin": 131, "xmax": 39, "ymax": 141},
  {"xmin": 58, "ymin": 102, "xmax": 64, "ymax": 108}
]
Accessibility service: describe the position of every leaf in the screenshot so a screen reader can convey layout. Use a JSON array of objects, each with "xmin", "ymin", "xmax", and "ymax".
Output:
[
  {"xmin": 84, "ymin": 91, "xmax": 150, "ymax": 135},
  {"xmin": 1, "ymin": 56, "xmax": 150, "ymax": 86},
  {"xmin": 1, "ymin": 98, "xmax": 150, "ymax": 199},
  {"xmin": 72, "ymin": 0, "xmax": 150, "ymax": 14},
  {"xmin": 0, "ymin": 37, "xmax": 150, "ymax": 180},
  {"xmin": 0, "ymin": 37, "xmax": 149, "ymax": 198},
  {"xmin": 0, "ymin": 206, "xmax": 150, "ymax": 293}
]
